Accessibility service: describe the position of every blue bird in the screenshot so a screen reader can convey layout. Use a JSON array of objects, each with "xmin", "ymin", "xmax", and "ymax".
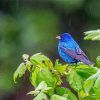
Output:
[{"xmin": 56, "ymin": 33, "xmax": 93, "ymax": 65}]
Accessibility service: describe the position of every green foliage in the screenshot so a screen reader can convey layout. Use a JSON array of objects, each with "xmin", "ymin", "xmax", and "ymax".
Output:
[
  {"xmin": 56, "ymin": 87, "xmax": 78, "ymax": 100},
  {"xmin": 50, "ymin": 94, "xmax": 67, "ymax": 100},
  {"xmin": 13, "ymin": 53, "xmax": 100, "ymax": 99},
  {"xmin": 14, "ymin": 63, "xmax": 26, "ymax": 83},
  {"xmin": 84, "ymin": 30, "xmax": 100, "ymax": 40},
  {"xmin": 96, "ymin": 56, "xmax": 100, "ymax": 68},
  {"xmin": 67, "ymin": 69, "xmax": 84, "ymax": 92}
]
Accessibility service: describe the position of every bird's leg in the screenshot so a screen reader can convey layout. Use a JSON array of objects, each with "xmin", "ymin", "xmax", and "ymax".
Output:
[
  {"xmin": 74, "ymin": 62, "xmax": 77, "ymax": 68},
  {"xmin": 67, "ymin": 64, "xmax": 71, "ymax": 67}
]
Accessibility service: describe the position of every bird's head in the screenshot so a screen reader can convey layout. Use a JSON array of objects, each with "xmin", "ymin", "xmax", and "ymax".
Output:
[{"xmin": 56, "ymin": 33, "xmax": 72, "ymax": 42}]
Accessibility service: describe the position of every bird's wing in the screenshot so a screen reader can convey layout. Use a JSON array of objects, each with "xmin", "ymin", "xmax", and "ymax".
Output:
[
  {"xmin": 60, "ymin": 46, "xmax": 93, "ymax": 65},
  {"xmin": 75, "ymin": 47, "xmax": 89, "ymax": 59}
]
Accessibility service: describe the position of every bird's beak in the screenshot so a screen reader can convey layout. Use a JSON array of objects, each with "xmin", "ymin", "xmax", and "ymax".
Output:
[{"xmin": 56, "ymin": 36, "xmax": 61, "ymax": 39}]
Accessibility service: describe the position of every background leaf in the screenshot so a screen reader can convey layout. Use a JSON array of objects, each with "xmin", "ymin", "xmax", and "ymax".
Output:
[{"xmin": 84, "ymin": 30, "xmax": 100, "ymax": 40}]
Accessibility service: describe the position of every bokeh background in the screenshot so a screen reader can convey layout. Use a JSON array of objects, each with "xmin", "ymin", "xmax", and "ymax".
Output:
[{"xmin": 0, "ymin": 0, "xmax": 100, "ymax": 100}]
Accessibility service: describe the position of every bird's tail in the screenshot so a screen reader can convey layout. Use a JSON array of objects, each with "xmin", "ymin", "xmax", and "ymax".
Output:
[{"xmin": 81, "ymin": 59, "xmax": 94, "ymax": 65}]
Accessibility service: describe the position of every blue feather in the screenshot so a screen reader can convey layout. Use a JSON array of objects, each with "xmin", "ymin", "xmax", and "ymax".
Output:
[{"xmin": 57, "ymin": 33, "xmax": 94, "ymax": 65}]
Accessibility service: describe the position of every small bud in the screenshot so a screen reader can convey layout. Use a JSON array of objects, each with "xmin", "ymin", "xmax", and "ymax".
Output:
[{"xmin": 22, "ymin": 54, "xmax": 29, "ymax": 62}]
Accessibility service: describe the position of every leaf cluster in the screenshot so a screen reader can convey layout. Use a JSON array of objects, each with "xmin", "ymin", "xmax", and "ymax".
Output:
[{"xmin": 13, "ymin": 52, "xmax": 100, "ymax": 100}]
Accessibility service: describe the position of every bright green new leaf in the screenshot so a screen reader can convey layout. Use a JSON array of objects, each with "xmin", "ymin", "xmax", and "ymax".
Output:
[
  {"xmin": 54, "ymin": 59, "xmax": 67, "ymax": 74},
  {"xmin": 56, "ymin": 87, "xmax": 78, "ymax": 100},
  {"xmin": 84, "ymin": 30, "xmax": 100, "ymax": 40},
  {"xmin": 78, "ymin": 89, "xmax": 86, "ymax": 99},
  {"xmin": 94, "ymin": 75, "xmax": 100, "ymax": 100},
  {"xmin": 36, "ymin": 68, "xmax": 55, "ymax": 87},
  {"xmin": 96, "ymin": 56, "xmax": 100, "ymax": 68},
  {"xmin": 26, "ymin": 60, "xmax": 32, "ymax": 71},
  {"xmin": 30, "ymin": 53, "xmax": 53, "ymax": 69},
  {"xmin": 36, "ymin": 68, "xmax": 55, "ymax": 96},
  {"xmin": 34, "ymin": 92, "xmax": 48, "ymax": 100},
  {"xmin": 67, "ymin": 70, "xmax": 83, "ymax": 92},
  {"xmin": 13, "ymin": 63, "xmax": 26, "ymax": 83},
  {"xmin": 84, "ymin": 79, "xmax": 95, "ymax": 96},
  {"xmin": 50, "ymin": 94, "xmax": 67, "ymax": 100},
  {"xmin": 53, "ymin": 72, "xmax": 62, "ymax": 86},
  {"xmin": 81, "ymin": 95, "xmax": 96, "ymax": 100},
  {"xmin": 30, "ymin": 67, "xmax": 40, "ymax": 87}
]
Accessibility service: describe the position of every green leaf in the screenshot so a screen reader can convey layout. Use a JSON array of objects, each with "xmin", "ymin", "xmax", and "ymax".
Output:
[
  {"xmin": 50, "ymin": 94, "xmax": 67, "ymax": 100},
  {"xmin": 27, "ymin": 90, "xmax": 40, "ymax": 96},
  {"xmin": 76, "ymin": 65, "xmax": 96, "ymax": 79},
  {"xmin": 30, "ymin": 53, "xmax": 53, "ymax": 70},
  {"xmin": 84, "ymin": 79, "xmax": 95, "ymax": 96},
  {"xmin": 30, "ymin": 67, "xmax": 40, "ymax": 87},
  {"xmin": 84, "ymin": 70, "xmax": 100, "ymax": 95},
  {"xmin": 54, "ymin": 59, "xmax": 67, "ymax": 74},
  {"xmin": 67, "ymin": 70, "xmax": 83, "ymax": 92},
  {"xmin": 81, "ymin": 95, "xmax": 96, "ymax": 100},
  {"xmin": 56, "ymin": 87, "xmax": 78, "ymax": 100},
  {"xmin": 13, "ymin": 63, "xmax": 26, "ymax": 83},
  {"xmin": 26, "ymin": 60, "xmax": 32, "ymax": 71},
  {"xmin": 78, "ymin": 90, "xmax": 87, "ymax": 99},
  {"xmin": 96, "ymin": 56, "xmax": 100, "ymax": 68},
  {"xmin": 34, "ymin": 92, "xmax": 48, "ymax": 100},
  {"xmin": 35, "ymin": 81, "xmax": 53, "ymax": 93},
  {"xmin": 84, "ymin": 30, "xmax": 100, "ymax": 40},
  {"xmin": 35, "ymin": 81, "xmax": 48, "ymax": 91},
  {"xmin": 36, "ymin": 68, "xmax": 55, "ymax": 87},
  {"xmin": 53, "ymin": 72, "xmax": 62, "ymax": 86},
  {"xmin": 94, "ymin": 75, "xmax": 100, "ymax": 100},
  {"xmin": 36, "ymin": 68, "xmax": 55, "ymax": 96},
  {"xmin": 27, "ymin": 81, "xmax": 52, "ymax": 97}
]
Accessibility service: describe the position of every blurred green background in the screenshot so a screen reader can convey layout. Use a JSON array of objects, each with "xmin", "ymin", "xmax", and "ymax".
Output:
[{"xmin": 0, "ymin": 0, "xmax": 100, "ymax": 100}]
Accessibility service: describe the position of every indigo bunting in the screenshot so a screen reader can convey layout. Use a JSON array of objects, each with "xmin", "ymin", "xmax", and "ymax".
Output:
[{"xmin": 56, "ymin": 33, "xmax": 93, "ymax": 65}]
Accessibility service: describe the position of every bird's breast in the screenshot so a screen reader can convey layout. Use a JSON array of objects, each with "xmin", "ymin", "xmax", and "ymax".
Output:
[{"xmin": 58, "ymin": 46, "xmax": 76, "ymax": 64}]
